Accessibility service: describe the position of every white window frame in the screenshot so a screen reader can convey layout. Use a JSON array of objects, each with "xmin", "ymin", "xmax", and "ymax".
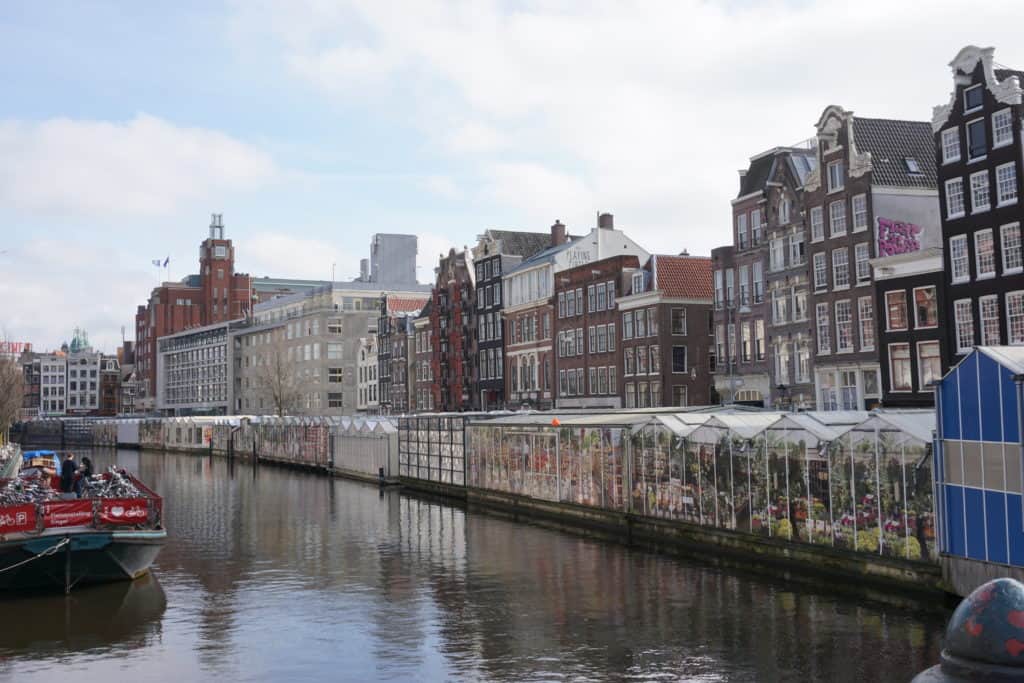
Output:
[
  {"xmin": 829, "ymin": 200, "xmax": 847, "ymax": 237},
  {"xmin": 852, "ymin": 194, "xmax": 868, "ymax": 232},
  {"xmin": 885, "ymin": 290, "xmax": 908, "ymax": 332},
  {"xmin": 858, "ymin": 296, "xmax": 875, "ymax": 351},
  {"xmin": 980, "ymin": 294, "xmax": 1001, "ymax": 346},
  {"xmin": 950, "ymin": 234, "xmax": 970, "ymax": 284},
  {"xmin": 813, "ymin": 252, "xmax": 827, "ymax": 291},
  {"xmin": 1008, "ymin": 291, "xmax": 1024, "ymax": 345},
  {"xmin": 945, "ymin": 177, "xmax": 965, "ymax": 219},
  {"xmin": 917, "ymin": 341, "xmax": 941, "ymax": 393},
  {"xmin": 831, "ymin": 247, "xmax": 850, "ymax": 289},
  {"xmin": 954, "ymin": 299, "xmax": 974, "ymax": 354},
  {"xmin": 970, "ymin": 170, "xmax": 991, "ymax": 214},
  {"xmin": 888, "ymin": 342, "xmax": 913, "ymax": 393},
  {"xmin": 913, "ymin": 285, "xmax": 939, "ymax": 329},
  {"xmin": 975, "ymin": 228, "xmax": 996, "ymax": 279},
  {"xmin": 993, "ymin": 108, "xmax": 1013, "ymax": 149},
  {"xmin": 966, "ymin": 117, "xmax": 987, "ymax": 162},
  {"xmin": 855, "ymin": 243, "xmax": 871, "ymax": 284},
  {"xmin": 810, "ymin": 206, "xmax": 824, "ymax": 242},
  {"xmin": 827, "ymin": 160, "xmax": 844, "ymax": 193},
  {"xmin": 941, "ymin": 127, "xmax": 961, "ymax": 164},
  {"xmin": 816, "ymin": 303, "xmax": 831, "ymax": 355},
  {"xmin": 835, "ymin": 299, "xmax": 853, "ymax": 353},
  {"xmin": 963, "ymin": 84, "xmax": 984, "ymax": 114},
  {"xmin": 996, "ymin": 162, "xmax": 1019, "ymax": 207},
  {"xmin": 1002, "ymin": 222, "xmax": 1023, "ymax": 274}
]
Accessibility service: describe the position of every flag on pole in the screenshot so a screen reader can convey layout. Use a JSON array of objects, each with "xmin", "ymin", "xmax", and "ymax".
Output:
[
  {"xmin": 151, "ymin": 259, "xmax": 162, "ymax": 267},
  {"xmin": 163, "ymin": 256, "xmax": 170, "ymax": 267}
]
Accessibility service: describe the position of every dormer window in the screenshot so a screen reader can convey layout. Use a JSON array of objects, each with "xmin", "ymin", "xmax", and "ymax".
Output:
[
  {"xmin": 632, "ymin": 271, "xmax": 646, "ymax": 295},
  {"xmin": 827, "ymin": 160, "xmax": 845, "ymax": 192},
  {"xmin": 964, "ymin": 84, "xmax": 984, "ymax": 113},
  {"xmin": 904, "ymin": 157, "xmax": 922, "ymax": 175}
]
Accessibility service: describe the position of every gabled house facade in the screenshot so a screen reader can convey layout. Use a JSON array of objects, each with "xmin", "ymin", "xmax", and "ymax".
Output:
[
  {"xmin": 932, "ymin": 46, "xmax": 1024, "ymax": 363},
  {"xmin": 804, "ymin": 106, "xmax": 939, "ymax": 410}
]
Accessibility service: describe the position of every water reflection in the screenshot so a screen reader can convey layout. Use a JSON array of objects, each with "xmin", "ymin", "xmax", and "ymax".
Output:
[{"xmin": 0, "ymin": 449, "xmax": 946, "ymax": 682}]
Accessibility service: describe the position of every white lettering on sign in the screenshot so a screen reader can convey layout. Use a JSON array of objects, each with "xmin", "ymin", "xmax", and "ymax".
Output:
[{"xmin": 565, "ymin": 249, "xmax": 593, "ymax": 268}]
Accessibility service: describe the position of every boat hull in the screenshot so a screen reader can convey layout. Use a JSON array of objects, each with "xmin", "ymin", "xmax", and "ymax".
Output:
[{"xmin": 0, "ymin": 529, "xmax": 166, "ymax": 592}]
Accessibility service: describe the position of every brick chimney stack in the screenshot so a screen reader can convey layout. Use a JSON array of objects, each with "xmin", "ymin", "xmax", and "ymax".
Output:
[
  {"xmin": 597, "ymin": 212, "xmax": 614, "ymax": 230},
  {"xmin": 551, "ymin": 220, "xmax": 567, "ymax": 246}
]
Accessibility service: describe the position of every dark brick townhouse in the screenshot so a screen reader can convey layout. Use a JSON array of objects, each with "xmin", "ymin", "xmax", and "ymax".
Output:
[
  {"xmin": 429, "ymin": 248, "xmax": 476, "ymax": 411},
  {"xmin": 933, "ymin": 46, "xmax": 1024, "ymax": 362},
  {"xmin": 618, "ymin": 254, "xmax": 715, "ymax": 408},
  {"xmin": 804, "ymin": 106, "xmax": 938, "ymax": 410},
  {"xmin": 554, "ymin": 254, "xmax": 639, "ymax": 408},
  {"xmin": 377, "ymin": 294, "xmax": 428, "ymax": 414},
  {"xmin": 472, "ymin": 229, "xmax": 551, "ymax": 410}
]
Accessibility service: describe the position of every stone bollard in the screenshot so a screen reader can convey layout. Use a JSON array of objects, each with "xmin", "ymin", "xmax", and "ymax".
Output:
[{"xmin": 912, "ymin": 578, "xmax": 1024, "ymax": 681}]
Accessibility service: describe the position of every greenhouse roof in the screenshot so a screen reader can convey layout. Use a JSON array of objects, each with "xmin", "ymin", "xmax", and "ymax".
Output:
[
  {"xmin": 765, "ymin": 413, "xmax": 846, "ymax": 443},
  {"xmin": 704, "ymin": 413, "xmax": 784, "ymax": 439},
  {"xmin": 976, "ymin": 346, "xmax": 1024, "ymax": 375},
  {"xmin": 853, "ymin": 410, "xmax": 935, "ymax": 444}
]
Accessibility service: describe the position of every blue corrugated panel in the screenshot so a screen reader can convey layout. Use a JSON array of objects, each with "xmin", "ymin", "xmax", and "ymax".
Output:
[
  {"xmin": 945, "ymin": 484, "xmax": 967, "ymax": 557},
  {"xmin": 981, "ymin": 354, "xmax": 1004, "ymax": 442},
  {"xmin": 1003, "ymin": 364, "xmax": 1021, "ymax": 444},
  {"xmin": 959, "ymin": 354, "xmax": 982, "ymax": 442},
  {"xmin": 965, "ymin": 487, "xmax": 987, "ymax": 560},
  {"xmin": 985, "ymin": 489, "xmax": 1009, "ymax": 564},
  {"xmin": 1008, "ymin": 494, "xmax": 1024, "ymax": 566},
  {"xmin": 941, "ymin": 367, "xmax": 961, "ymax": 440}
]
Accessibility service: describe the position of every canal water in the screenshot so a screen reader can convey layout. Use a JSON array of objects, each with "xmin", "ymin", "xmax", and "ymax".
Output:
[{"xmin": 0, "ymin": 448, "xmax": 948, "ymax": 682}]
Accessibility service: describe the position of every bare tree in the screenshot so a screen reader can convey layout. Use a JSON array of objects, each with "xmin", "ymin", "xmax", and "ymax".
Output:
[
  {"xmin": 255, "ymin": 337, "xmax": 303, "ymax": 417},
  {"xmin": 0, "ymin": 354, "xmax": 24, "ymax": 444}
]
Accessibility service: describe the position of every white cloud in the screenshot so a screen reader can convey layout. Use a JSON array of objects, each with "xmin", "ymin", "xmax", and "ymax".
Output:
[
  {"xmin": 0, "ymin": 114, "xmax": 277, "ymax": 217},
  {"xmin": 231, "ymin": 0, "xmax": 1024, "ymax": 257},
  {"xmin": 419, "ymin": 174, "xmax": 463, "ymax": 200},
  {"xmin": 244, "ymin": 232, "xmax": 359, "ymax": 281}
]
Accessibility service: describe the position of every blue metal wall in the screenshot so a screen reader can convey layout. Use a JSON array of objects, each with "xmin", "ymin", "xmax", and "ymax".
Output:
[{"xmin": 937, "ymin": 349, "xmax": 1024, "ymax": 567}]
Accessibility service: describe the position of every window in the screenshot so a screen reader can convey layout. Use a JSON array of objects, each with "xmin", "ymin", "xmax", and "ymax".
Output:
[
  {"xmin": 816, "ymin": 303, "xmax": 831, "ymax": 354},
  {"xmin": 637, "ymin": 345, "xmax": 648, "ymax": 374},
  {"xmin": 914, "ymin": 287, "xmax": 938, "ymax": 328},
  {"xmin": 855, "ymin": 243, "xmax": 871, "ymax": 284},
  {"xmin": 739, "ymin": 264, "xmax": 750, "ymax": 304},
  {"xmin": 589, "ymin": 367, "xmax": 597, "ymax": 395},
  {"xmin": 832, "ymin": 248, "xmax": 850, "ymax": 288},
  {"xmin": 327, "ymin": 343, "xmax": 343, "ymax": 360},
  {"xmin": 648, "ymin": 308, "xmax": 658, "ymax": 336},
  {"xmin": 770, "ymin": 238, "xmax": 785, "ymax": 271},
  {"xmin": 813, "ymin": 252, "xmax": 827, "ymax": 291},
  {"xmin": 905, "ymin": 157, "xmax": 922, "ymax": 175},
  {"xmin": 608, "ymin": 323, "xmax": 616, "ymax": 351},
  {"xmin": 607, "ymin": 282, "xmax": 615, "ymax": 309},
  {"xmin": 1009, "ymin": 291, "xmax": 1024, "ymax": 345},
  {"xmin": 673, "ymin": 385, "xmax": 688, "ymax": 407},
  {"xmin": 754, "ymin": 319, "xmax": 765, "ymax": 360},
  {"xmin": 941, "ymin": 127, "xmax": 961, "ymax": 164},
  {"xmin": 793, "ymin": 290, "xmax": 807, "ymax": 321},
  {"xmin": 945, "ymin": 178, "xmax": 965, "ymax": 218},
  {"xmin": 810, "ymin": 206, "xmax": 824, "ymax": 242},
  {"xmin": 741, "ymin": 322, "xmax": 751, "ymax": 362},
  {"xmin": 1003, "ymin": 223, "xmax": 1023, "ymax": 273},
  {"xmin": 714, "ymin": 271, "xmax": 723, "ymax": 309},
  {"xmin": 558, "ymin": 292, "xmax": 566, "ymax": 318},
  {"xmin": 964, "ymin": 84, "xmax": 983, "ymax": 112},
  {"xmin": 651, "ymin": 381, "xmax": 661, "ymax": 407},
  {"xmin": 725, "ymin": 269, "xmax": 734, "ymax": 306},
  {"xmin": 970, "ymin": 171, "xmax": 991, "ymax": 213},
  {"xmin": 788, "ymin": 231, "xmax": 805, "ymax": 265},
  {"xmin": 671, "ymin": 308, "xmax": 686, "ymax": 335},
  {"xmin": 588, "ymin": 326, "xmax": 596, "ymax": 354},
  {"xmin": 715, "ymin": 325, "xmax": 725, "ymax": 366},
  {"xmin": 752, "ymin": 261, "xmax": 764, "ymax": 303},
  {"xmin": 840, "ymin": 370, "xmax": 858, "ymax": 410},
  {"xmin": 624, "ymin": 348, "xmax": 634, "ymax": 375},
  {"xmin": 852, "ymin": 194, "xmax": 868, "ymax": 231},
  {"xmin": 575, "ymin": 288, "xmax": 583, "ymax": 316},
  {"xmin": 737, "ymin": 213, "xmax": 749, "ymax": 249},
  {"xmin": 576, "ymin": 328, "xmax": 584, "ymax": 355},
  {"xmin": 980, "ymin": 295, "xmax": 1001, "ymax": 345},
  {"xmin": 779, "ymin": 197, "xmax": 790, "ymax": 224},
  {"xmin": 827, "ymin": 160, "xmax": 844, "ymax": 192},
  {"xmin": 889, "ymin": 344, "xmax": 912, "ymax": 392},
  {"xmin": 772, "ymin": 288, "xmax": 789, "ymax": 325},
  {"xmin": 596, "ymin": 282, "xmax": 607, "ymax": 311},
  {"xmin": 625, "ymin": 382, "xmax": 635, "ymax": 408},
  {"xmin": 648, "ymin": 345, "xmax": 660, "ymax": 373},
  {"xmin": 829, "ymin": 201, "xmax": 847, "ymax": 237},
  {"xmin": 623, "ymin": 312, "xmax": 634, "ymax": 339},
  {"xmin": 993, "ymin": 109, "xmax": 1013, "ymax": 148},
  {"xmin": 672, "ymin": 346, "xmax": 687, "ymax": 373},
  {"xmin": 996, "ymin": 163, "xmax": 1018, "ymax": 205},
  {"xmin": 886, "ymin": 290, "xmax": 908, "ymax": 331},
  {"xmin": 954, "ymin": 299, "xmax": 974, "ymax": 353},
  {"xmin": 967, "ymin": 118, "xmax": 987, "ymax": 160},
  {"xmin": 918, "ymin": 342, "xmax": 941, "ymax": 390},
  {"xmin": 976, "ymin": 229, "xmax": 996, "ymax": 278},
  {"xmin": 950, "ymin": 235, "xmax": 970, "ymax": 283},
  {"xmin": 599, "ymin": 366, "xmax": 609, "ymax": 395},
  {"xmin": 858, "ymin": 297, "xmax": 875, "ymax": 351},
  {"xmin": 751, "ymin": 209, "xmax": 763, "ymax": 244},
  {"xmin": 328, "ymin": 393, "xmax": 344, "ymax": 408},
  {"xmin": 835, "ymin": 300, "xmax": 853, "ymax": 352},
  {"xmin": 635, "ymin": 309, "xmax": 646, "ymax": 337},
  {"xmin": 588, "ymin": 285, "xmax": 596, "ymax": 313}
]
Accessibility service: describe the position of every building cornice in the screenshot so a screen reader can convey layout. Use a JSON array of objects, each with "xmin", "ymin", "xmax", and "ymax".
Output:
[{"xmin": 933, "ymin": 45, "xmax": 1023, "ymax": 132}]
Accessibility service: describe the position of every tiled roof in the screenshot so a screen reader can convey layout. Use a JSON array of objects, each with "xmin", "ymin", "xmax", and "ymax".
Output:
[
  {"xmin": 484, "ymin": 230, "xmax": 552, "ymax": 259},
  {"xmin": 386, "ymin": 295, "xmax": 430, "ymax": 314},
  {"xmin": 851, "ymin": 117, "xmax": 937, "ymax": 190},
  {"xmin": 653, "ymin": 255, "xmax": 713, "ymax": 300},
  {"xmin": 505, "ymin": 236, "xmax": 579, "ymax": 275}
]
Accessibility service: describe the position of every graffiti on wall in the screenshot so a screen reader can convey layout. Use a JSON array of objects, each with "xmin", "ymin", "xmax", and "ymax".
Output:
[{"xmin": 877, "ymin": 218, "xmax": 923, "ymax": 257}]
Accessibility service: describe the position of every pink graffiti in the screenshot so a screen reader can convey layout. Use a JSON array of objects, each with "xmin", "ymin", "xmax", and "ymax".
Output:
[{"xmin": 877, "ymin": 218, "xmax": 923, "ymax": 256}]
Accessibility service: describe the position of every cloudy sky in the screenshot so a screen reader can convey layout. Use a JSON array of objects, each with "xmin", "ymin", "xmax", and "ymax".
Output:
[{"xmin": 2, "ymin": 1, "xmax": 1022, "ymax": 353}]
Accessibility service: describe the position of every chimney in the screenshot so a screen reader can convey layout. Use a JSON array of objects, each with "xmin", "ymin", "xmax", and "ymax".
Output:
[
  {"xmin": 738, "ymin": 169, "xmax": 747, "ymax": 193},
  {"xmin": 360, "ymin": 258, "xmax": 370, "ymax": 281},
  {"xmin": 597, "ymin": 213, "xmax": 614, "ymax": 230},
  {"xmin": 551, "ymin": 220, "xmax": 567, "ymax": 246}
]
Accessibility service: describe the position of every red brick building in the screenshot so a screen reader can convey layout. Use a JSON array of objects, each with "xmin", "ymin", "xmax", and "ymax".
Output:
[
  {"xmin": 429, "ymin": 248, "xmax": 476, "ymax": 411},
  {"xmin": 618, "ymin": 254, "xmax": 715, "ymax": 408},
  {"xmin": 554, "ymin": 254, "xmax": 640, "ymax": 408},
  {"xmin": 133, "ymin": 215, "xmax": 253, "ymax": 410}
]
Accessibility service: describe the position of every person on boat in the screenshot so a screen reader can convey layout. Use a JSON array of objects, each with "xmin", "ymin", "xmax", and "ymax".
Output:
[
  {"xmin": 60, "ymin": 452, "xmax": 77, "ymax": 494},
  {"xmin": 74, "ymin": 456, "xmax": 94, "ymax": 497}
]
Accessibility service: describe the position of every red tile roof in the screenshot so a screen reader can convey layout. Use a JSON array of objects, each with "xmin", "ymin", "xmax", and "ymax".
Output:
[
  {"xmin": 386, "ymin": 295, "xmax": 430, "ymax": 314},
  {"xmin": 653, "ymin": 255, "xmax": 713, "ymax": 300}
]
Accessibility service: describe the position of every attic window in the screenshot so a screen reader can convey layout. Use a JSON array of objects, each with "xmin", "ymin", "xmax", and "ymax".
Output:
[
  {"xmin": 904, "ymin": 157, "xmax": 922, "ymax": 175},
  {"xmin": 964, "ymin": 84, "xmax": 983, "ymax": 113}
]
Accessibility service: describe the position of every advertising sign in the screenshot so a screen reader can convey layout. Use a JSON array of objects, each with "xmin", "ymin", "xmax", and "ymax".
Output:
[
  {"xmin": 43, "ymin": 500, "xmax": 94, "ymax": 528},
  {"xmin": 0, "ymin": 504, "xmax": 37, "ymax": 534},
  {"xmin": 99, "ymin": 499, "xmax": 149, "ymax": 525}
]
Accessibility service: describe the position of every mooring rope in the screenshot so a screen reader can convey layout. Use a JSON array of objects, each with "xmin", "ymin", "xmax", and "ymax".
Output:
[{"xmin": 0, "ymin": 537, "xmax": 70, "ymax": 575}]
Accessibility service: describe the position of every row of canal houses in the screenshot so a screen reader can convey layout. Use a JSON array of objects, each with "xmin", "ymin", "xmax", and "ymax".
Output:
[
  {"xmin": 378, "ymin": 214, "xmax": 718, "ymax": 415},
  {"xmin": 713, "ymin": 45, "xmax": 1024, "ymax": 414}
]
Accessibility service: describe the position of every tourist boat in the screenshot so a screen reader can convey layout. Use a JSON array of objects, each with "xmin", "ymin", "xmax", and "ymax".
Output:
[{"xmin": 0, "ymin": 466, "xmax": 167, "ymax": 593}]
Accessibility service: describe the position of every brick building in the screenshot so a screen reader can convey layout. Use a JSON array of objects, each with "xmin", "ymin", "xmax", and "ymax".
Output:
[
  {"xmin": 472, "ymin": 229, "xmax": 551, "ymax": 411},
  {"xmin": 377, "ymin": 295, "xmax": 429, "ymax": 414},
  {"xmin": 554, "ymin": 254, "xmax": 638, "ymax": 408},
  {"xmin": 804, "ymin": 106, "xmax": 938, "ymax": 410},
  {"xmin": 413, "ymin": 302, "xmax": 434, "ymax": 411},
  {"xmin": 619, "ymin": 254, "xmax": 715, "ymax": 408},
  {"xmin": 429, "ymin": 248, "xmax": 476, "ymax": 412},
  {"xmin": 932, "ymin": 47, "xmax": 1024, "ymax": 364}
]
